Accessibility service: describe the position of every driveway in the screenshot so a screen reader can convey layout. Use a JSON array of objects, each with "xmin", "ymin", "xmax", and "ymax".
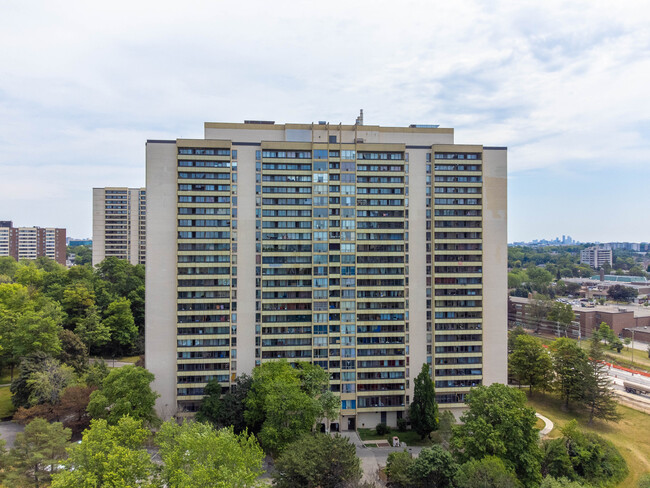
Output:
[{"xmin": 340, "ymin": 431, "xmax": 423, "ymax": 486}]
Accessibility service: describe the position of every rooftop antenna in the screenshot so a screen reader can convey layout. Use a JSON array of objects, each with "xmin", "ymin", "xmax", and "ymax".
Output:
[{"xmin": 355, "ymin": 109, "xmax": 364, "ymax": 126}]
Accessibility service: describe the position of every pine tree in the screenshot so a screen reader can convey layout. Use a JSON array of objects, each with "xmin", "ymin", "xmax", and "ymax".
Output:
[
  {"xmin": 583, "ymin": 337, "xmax": 621, "ymax": 424},
  {"xmin": 409, "ymin": 363, "xmax": 439, "ymax": 439}
]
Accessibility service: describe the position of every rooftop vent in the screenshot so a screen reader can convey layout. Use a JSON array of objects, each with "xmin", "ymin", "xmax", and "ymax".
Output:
[
  {"xmin": 318, "ymin": 121, "xmax": 327, "ymax": 125},
  {"xmin": 244, "ymin": 120, "xmax": 275, "ymax": 125}
]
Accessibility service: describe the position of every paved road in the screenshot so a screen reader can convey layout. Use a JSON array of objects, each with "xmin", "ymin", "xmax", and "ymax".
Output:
[
  {"xmin": 0, "ymin": 421, "xmax": 24, "ymax": 448},
  {"xmin": 608, "ymin": 367, "xmax": 650, "ymax": 393}
]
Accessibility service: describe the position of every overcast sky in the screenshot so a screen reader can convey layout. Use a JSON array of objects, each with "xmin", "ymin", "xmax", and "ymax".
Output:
[{"xmin": 1, "ymin": 0, "xmax": 648, "ymax": 242}]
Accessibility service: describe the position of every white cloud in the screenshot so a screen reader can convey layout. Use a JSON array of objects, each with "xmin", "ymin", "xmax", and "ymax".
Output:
[{"xmin": 0, "ymin": 0, "xmax": 649, "ymax": 237}]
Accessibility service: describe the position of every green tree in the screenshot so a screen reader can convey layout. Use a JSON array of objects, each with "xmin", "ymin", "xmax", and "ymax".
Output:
[
  {"xmin": 25, "ymin": 357, "xmax": 74, "ymax": 407},
  {"xmin": 272, "ymin": 432, "xmax": 361, "ymax": 488},
  {"xmin": 526, "ymin": 295, "xmax": 552, "ymax": 330},
  {"xmin": 431, "ymin": 409, "xmax": 455, "ymax": 449},
  {"xmin": 245, "ymin": 360, "xmax": 338, "ymax": 454},
  {"xmin": 508, "ymin": 270, "xmax": 527, "ymax": 289},
  {"xmin": 550, "ymin": 338, "xmax": 590, "ymax": 409},
  {"xmin": 547, "ymin": 302, "xmax": 575, "ymax": 337},
  {"xmin": 196, "ymin": 373, "xmax": 251, "ymax": 434},
  {"xmin": 527, "ymin": 266, "xmax": 553, "ymax": 293},
  {"xmin": 593, "ymin": 322, "xmax": 623, "ymax": 352},
  {"xmin": 638, "ymin": 473, "xmax": 650, "ymax": 488},
  {"xmin": 0, "ymin": 284, "xmax": 63, "ymax": 376},
  {"xmin": 102, "ymin": 297, "xmax": 138, "ymax": 352},
  {"xmin": 451, "ymin": 383, "xmax": 542, "ymax": 488},
  {"xmin": 386, "ymin": 450, "xmax": 415, "ymax": 488},
  {"xmin": 13, "ymin": 262, "xmax": 45, "ymax": 290},
  {"xmin": 509, "ymin": 334, "xmax": 554, "ymax": 396},
  {"xmin": 508, "ymin": 326, "xmax": 527, "ymax": 352},
  {"xmin": 74, "ymin": 307, "xmax": 110, "ymax": 355},
  {"xmin": 409, "ymin": 363, "xmax": 439, "ymax": 439},
  {"xmin": 540, "ymin": 477, "xmax": 593, "ymax": 487},
  {"xmin": 57, "ymin": 329, "xmax": 88, "ymax": 373},
  {"xmin": 408, "ymin": 444, "xmax": 459, "ymax": 488},
  {"xmin": 607, "ymin": 284, "xmax": 638, "ymax": 302},
  {"xmin": 68, "ymin": 245, "xmax": 91, "ymax": 266},
  {"xmin": 61, "ymin": 283, "xmax": 95, "ymax": 329},
  {"xmin": 455, "ymin": 456, "xmax": 521, "ymax": 488},
  {"xmin": 541, "ymin": 437, "xmax": 575, "ymax": 480},
  {"xmin": 4, "ymin": 418, "xmax": 71, "ymax": 488},
  {"xmin": 0, "ymin": 256, "xmax": 19, "ymax": 279},
  {"xmin": 157, "ymin": 420, "xmax": 264, "ymax": 488},
  {"xmin": 565, "ymin": 282, "xmax": 582, "ymax": 296},
  {"xmin": 542, "ymin": 420, "xmax": 627, "ymax": 486},
  {"xmin": 583, "ymin": 337, "xmax": 620, "ymax": 424},
  {"xmin": 11, "ymin": 353, "xmax": 73, "ymax": 409},
  {"xmin": 95, "ymin": 257, "xmax": 145, "ymax": 298},
  {"xmin": 87, "ymin": 365, "xmax": 160, "ymax": 426},
  {"xmin": 51, "ymin": 416, "xmax": 157, "ymax": 488},
  {"xmin": 555, "ymin": 280, "xmax": 568, "ymax": 296},
  {"xmin": 82, "ymin": 359, "xmax": 110, "ymax": 388}
]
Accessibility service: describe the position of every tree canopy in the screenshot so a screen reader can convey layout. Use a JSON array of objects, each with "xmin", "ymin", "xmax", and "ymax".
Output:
[
  {"xmin": 244, "ymin": 360, "xmax": 338, "ymax": 454},
  {"xmin": 272, "ymin": 433, "xmax": 362, "ymax": 488},
  {"xmin": 86, "ymin": 365, "xmax": 160, "ymax": 426},
  {"xmin": 4, "ymin": 418, "xmax": 71, "ymax": 488},
  {"xmin": 550, "ymin": 338, "xmax": 590, "ymax": 409},
  {"xmin": 451, "ymin": 383, "xmax": 542, "ymax": 488},
  {"xmin": 509, "ymin": 334, "xmax": 553, "ymax": 396},
  {"xmin": 409, "ymin": 363, "xmax": 439, "ymax": 439},
  {"xmin": 156, "ymin": 420, "xmax": 264, "ymax": 488},
  {"xmin": 51, "ymin": 416, "xmax": 156, "ymax": 488}
]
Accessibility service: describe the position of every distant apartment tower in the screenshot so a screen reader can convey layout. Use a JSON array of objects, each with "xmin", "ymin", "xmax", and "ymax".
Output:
[
  {"xmin": 92, "ymin": 188, "xmax": 146, "ymax": 266},
  {"xmin": 145, "ymin": 120, "xmax": 507, "ymax": 428},
  {"xmin": 580, "ymin": 246, "xmax": 613, "ymax": 269},
  {"xmin": 0, "ymin": 221, "xmax": 66, "ymax": 265}
]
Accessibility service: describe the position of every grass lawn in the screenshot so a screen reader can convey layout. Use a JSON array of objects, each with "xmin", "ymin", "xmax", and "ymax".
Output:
[
  {"xmin": 357, "ymin": 427, "xmax": 432, "ymax": 447},
  {"xmin": 0, "ymin": 386, "xmax": 15, "ymax": 420},
  {"xmin": 528, "ymin": 392, "xmax": 650, "ymax": 487},
  {"xmin": 100, "ymin": 356, "xmax": 140, "ymax": 364},
  {"xmin": 116, "ymin": 356, "xmax": 140, "ymax": 364},
  {"xmin": 0, "ymin": 368, "xmax": 12, "ymax": 385},
  {"xmin": 575, "ymin": 341, "xmax": 650, "ymax": 373}
]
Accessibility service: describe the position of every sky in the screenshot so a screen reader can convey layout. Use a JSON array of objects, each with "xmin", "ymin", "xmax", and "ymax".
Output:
[{"xmin": 0, "ymin": 0, "xmax": 648, "ymax": 242}]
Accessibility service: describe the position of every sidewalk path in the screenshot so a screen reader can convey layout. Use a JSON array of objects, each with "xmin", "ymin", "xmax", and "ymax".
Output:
[{"xmin": 536, "ymin": 413, "xmax": 554, "ymax": 437}]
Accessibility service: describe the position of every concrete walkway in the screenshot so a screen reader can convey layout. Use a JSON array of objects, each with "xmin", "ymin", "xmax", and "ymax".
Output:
[
  {"xmin": 339, "ymin": 431, "xmax": 424, "ymax": 486},
  {"xmin": 536, "ymin": 413, "xmax": 554, "ymax": 437}
]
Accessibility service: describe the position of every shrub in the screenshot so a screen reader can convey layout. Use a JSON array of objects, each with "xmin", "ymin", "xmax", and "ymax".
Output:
[
  {"xmin": 397, "ymin": 417, "xmax": 408, "ymax": 432},
  {"xmin": 375, "ymin": 422, "xmax": 390, "ymax": 435}
]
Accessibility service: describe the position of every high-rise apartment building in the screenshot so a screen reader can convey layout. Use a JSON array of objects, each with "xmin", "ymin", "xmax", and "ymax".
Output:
[
  {"xmin": 145, "ymin": 120, "xmax": 507, "ymax": 428},
  {"xmin": 92, "ymin": 187, "xmax": 146, "ymax": 266},
  {"xmin": 580, "ymin": 246, "xmax": 613, "ymax": 269},
  {"xmin": 0, "ymin": 221, "xmax": 66, "ymax": 265}
]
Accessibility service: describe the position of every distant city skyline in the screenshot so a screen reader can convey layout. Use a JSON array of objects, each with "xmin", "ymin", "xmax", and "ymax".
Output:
[{"xmin": 1, "ymin": 1, "xmax": 649, "ymax": 242}]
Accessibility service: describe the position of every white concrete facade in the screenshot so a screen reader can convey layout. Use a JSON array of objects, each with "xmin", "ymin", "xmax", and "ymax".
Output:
[{"xmin": 145, "ymin": 121, "xmax": 508, "ymax": 428}]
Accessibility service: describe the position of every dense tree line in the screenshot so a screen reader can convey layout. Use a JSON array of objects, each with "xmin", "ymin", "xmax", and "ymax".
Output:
[
  {"xmin": 509, "ymin": 328, "xmax": 620, "ymax": 423},
  {"xmin": 0, "ymin": 255, "xmax": 145, "ymax": 369},
  {"xmin": 385, "ymin": 384, "xmax": 628, "ymax": 488}
]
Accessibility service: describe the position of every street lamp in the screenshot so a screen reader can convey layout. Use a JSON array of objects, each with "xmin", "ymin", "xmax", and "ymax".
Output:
[{"xmin": 624, "ymin": 328, "xmax": 635, "ymax": 367}]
